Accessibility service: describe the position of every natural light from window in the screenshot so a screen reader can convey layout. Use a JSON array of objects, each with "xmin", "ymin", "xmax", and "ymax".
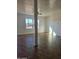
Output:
[
  {"xmin": 49, "ymin": 26, "xmax": 56, "ymax": 36},
  {"xmin": 25, "ymin": 18, "xmax": 33, "ymax": 29},
  {"xmin": 25, "ymin": 18, "xmax": 39, "ymax": 29}
]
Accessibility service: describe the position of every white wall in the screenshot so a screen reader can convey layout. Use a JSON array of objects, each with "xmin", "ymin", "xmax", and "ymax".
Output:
[
  {"xmin": 44, "ymin": 0, "xmax": 61, "ymax": 36},
  {"xmin": 38, "ymin": 16, "xmax": 45, "ymax": 33},
  {"xmin": 17, "ymin": 13, "xmax": 34, "ymax": 35},
  {"xmin": 45, "ymin": 9, "xmax": 61, "ymax": 36},
  {"xmin": 17, "ymin": 10, "xmax": 61, "ymax": 36},
  {"xmin": 17, "ymin": 13, "xmax": 45, "ymax": 35}
]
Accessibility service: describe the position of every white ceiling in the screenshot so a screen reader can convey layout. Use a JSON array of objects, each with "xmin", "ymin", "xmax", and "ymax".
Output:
[{"xmin": 17, "ymin": 0, "xmax": 61, "ymax": 16}]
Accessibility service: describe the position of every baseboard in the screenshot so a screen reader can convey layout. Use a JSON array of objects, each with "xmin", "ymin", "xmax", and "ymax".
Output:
[{"xmin": 17, "ymin": 32, "xmax": 48, "ymax": 36}]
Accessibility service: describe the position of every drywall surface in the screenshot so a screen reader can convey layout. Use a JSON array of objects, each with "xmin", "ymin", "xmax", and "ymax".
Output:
[
  {"xmin": 17, "ymin": 13, "xmax": 45, "ymax": 35},
  {"xmin": 45, "ymin": 9, "xmax": 61, "ymax": 36}
]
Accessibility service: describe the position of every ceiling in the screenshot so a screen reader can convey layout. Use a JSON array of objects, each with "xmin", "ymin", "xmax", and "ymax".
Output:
[{"xmin": 17, "ymin": 0, "xmax": 61, "ymax": 16}]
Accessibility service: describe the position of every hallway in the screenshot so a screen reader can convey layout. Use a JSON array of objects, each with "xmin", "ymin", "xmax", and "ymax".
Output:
[{"xmin": 17, "ymin": 33, "xmax": 61, "ymax": 59}]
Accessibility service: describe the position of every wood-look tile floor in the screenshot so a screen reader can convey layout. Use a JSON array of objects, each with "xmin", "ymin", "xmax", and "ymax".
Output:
[{"xmin": 17, "ymin": 33, "xmax": 61, "ymax": 59}]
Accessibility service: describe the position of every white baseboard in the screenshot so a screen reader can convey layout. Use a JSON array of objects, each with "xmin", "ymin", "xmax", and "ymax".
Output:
[{"xmin": 17, "ymin": 32, "xmax": 47, "ymax": 35}]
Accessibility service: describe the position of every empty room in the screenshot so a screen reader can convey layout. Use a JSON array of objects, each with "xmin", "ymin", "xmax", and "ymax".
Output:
[{"xmin": 17, "ymin": 0, "xmax": 61, "ymax": 59}]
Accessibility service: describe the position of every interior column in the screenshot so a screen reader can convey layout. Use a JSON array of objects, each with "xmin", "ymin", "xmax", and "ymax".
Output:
[{"xmin": 34, "ymin": 0, "xmax": 38, "ymax": 47}]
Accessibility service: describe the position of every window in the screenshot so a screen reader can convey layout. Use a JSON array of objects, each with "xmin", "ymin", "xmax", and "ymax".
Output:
[
  {"xmin": 25, "ymin": 18, "xmax": 33, "ymax": 29},
  {"xmin": 25, "ymin": 18, "xmax": 39, "ymax": 29}
]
